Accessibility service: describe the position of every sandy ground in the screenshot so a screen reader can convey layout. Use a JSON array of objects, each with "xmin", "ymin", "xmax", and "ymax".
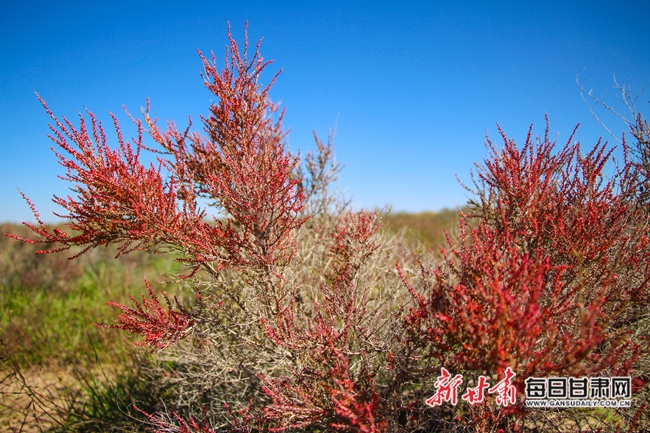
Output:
[{"xmin": 0, "ymin": 364, "xmax": 79, "ymax": 433}]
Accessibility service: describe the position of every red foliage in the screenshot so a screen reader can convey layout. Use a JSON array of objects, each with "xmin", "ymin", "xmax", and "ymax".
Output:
[
  {"xmin": 5, "ymin": 104, "xmax": 196, "ymax": 260},
  {"xmin": 8, "ymin": 24, "xmax": 305, "ymax": 278},
  {"xmin": 329, "ymin": 356, "xmax": 387, "ymax": 433},
  {"xmin": 468, "ymin": 119, "xmax": 650, "ymax": 334},
  {"xmin": 400, "ymin": 218, "xmax": 616, "ymax": 380},
  {"xmin": 143, "ymin": 24, "xmax": 306, "ymax": 272},
  {"xmin": 96, "ymin": 279, "xmax": 193, "ymax": 350},
  {"xmin": 467, "ymin": 120, "xmax": 641, "ymax": 275},
  {"xmin": 258, "ymin": 347, "xmax": 385, "ymax": 433}
]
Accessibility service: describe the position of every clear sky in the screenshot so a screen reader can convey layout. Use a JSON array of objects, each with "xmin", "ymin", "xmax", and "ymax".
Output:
[{"xmin": 1, "ymin": 0, "xmax": 649, "ymax": 223}]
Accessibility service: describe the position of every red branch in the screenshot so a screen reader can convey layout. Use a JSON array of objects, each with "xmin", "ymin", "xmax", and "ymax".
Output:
[{"xmin": 95, "ymin": 279, "xmax": 193, "ymax": 351}]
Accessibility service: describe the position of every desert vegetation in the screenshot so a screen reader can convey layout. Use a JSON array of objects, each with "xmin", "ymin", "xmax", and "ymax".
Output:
[{"xmin": 2, "ymin": 26, "xmax": 649, "ymax": 432}]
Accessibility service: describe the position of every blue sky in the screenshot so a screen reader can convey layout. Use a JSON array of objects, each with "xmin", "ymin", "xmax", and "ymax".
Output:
[{"xmin": 1, "ymin": 0, "xmax": 649, "ymax": 223}]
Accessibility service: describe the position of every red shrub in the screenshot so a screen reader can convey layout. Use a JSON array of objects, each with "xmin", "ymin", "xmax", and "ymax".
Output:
[{"xmin": 398, "ymin": 121, "xmax": 650, "ymax": 429}]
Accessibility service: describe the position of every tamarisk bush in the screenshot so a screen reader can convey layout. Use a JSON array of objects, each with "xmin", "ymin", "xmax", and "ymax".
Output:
[
  {"xmin": 8, "ymin": 25, "xmax": 650, "ymax": 432},
  {"xmin": 7, "ymin": 26, "xmax": 409, "ymax": 432}
]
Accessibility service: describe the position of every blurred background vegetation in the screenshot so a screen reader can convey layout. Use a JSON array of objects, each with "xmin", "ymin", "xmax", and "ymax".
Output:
[{"xmin": 0, "ymin": 222, "xmax": 186, "ymax": 367}]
